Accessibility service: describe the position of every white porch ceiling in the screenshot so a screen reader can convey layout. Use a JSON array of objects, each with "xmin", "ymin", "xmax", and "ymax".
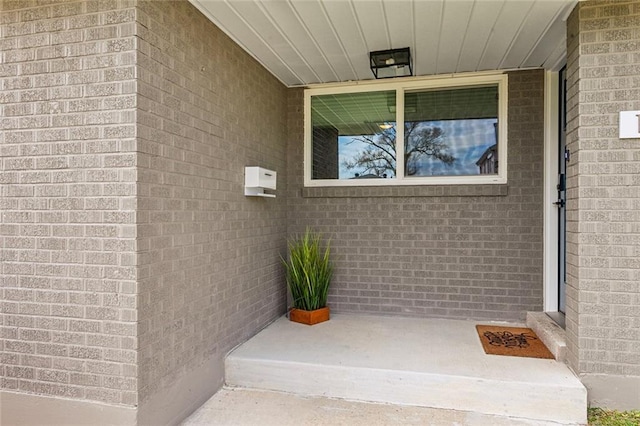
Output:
[{"xmin": 189, "ymin": 0, "xmax": 577, "ymax": 87}]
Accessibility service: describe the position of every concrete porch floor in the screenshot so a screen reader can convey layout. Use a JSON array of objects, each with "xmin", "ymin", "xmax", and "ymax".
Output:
[
  {"xmin": 186, "ymin": 314, "xmax": 587, "ymax": 425},
  {"xmin": 182, "ymin": 387, "xmax": 575, "ymax": 426}
]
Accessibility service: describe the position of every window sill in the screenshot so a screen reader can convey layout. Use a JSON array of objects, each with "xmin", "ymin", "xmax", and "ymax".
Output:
[{"xmin": 301, "ymin": 184, "xmax": 508, "ymax": 198}]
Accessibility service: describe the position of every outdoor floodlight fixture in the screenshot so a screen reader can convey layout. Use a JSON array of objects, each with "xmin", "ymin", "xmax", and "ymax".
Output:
[{"xmin": 370, "ymin": 47, "xmax": 412, "ymax": 79}]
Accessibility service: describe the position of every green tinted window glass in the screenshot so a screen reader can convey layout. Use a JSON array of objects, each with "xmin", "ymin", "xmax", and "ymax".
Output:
[{"xmin": 311, "ymin": 91, "xmax": 396, "ymax": 180}]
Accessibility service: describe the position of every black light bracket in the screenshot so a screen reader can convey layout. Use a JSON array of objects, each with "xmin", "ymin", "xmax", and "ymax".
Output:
[{"xmin": 370, "ymin": 47, "xmax": 412, "ymax": 79}]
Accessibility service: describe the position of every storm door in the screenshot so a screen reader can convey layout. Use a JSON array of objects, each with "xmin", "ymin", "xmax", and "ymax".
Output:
[{"xmin": 556, "ymin": 66, "xmax": 567, "ymax": 315}]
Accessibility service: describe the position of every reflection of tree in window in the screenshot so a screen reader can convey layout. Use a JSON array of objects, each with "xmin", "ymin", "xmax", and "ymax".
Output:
[
  {"xmin": 342, "ymin": 123, "xmax": 456, "ymax": 178},
  {"xmin": 404, "ymin": 122, "xmax": 456, "ymax": 175}
]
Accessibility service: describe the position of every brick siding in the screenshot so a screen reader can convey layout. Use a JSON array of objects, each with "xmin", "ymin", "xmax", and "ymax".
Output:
[
  {"xmin": 1, "ymin": 0, "xmax": 138, "ymax": 405},
  {"xmin": 566, "ymin": 0, "xmax": 640, "ymax": 379},
  {"xmin": 1, "ymin": 0, "xmax": 288, "ymax": 413},
  {"xmin": 4, "ymin": 0, "xmax": 637, "ymax": 416},
  {"xmin": 286, "ymin": 69, "xmax": 545, "ymax": 322},
  {"xmin": 134, "ymin": 0, "xmax": 288, "ymax": 407}
]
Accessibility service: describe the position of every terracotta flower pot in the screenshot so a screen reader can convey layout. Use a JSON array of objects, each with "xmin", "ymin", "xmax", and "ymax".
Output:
[{"xmin": 289, "ymin": 306, "xmax": 330, "ymax": 325}]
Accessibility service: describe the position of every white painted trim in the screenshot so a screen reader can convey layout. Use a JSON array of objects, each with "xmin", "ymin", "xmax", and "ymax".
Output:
[
  {"xmin": 305, "ymin": 72, "xmax": 507, "ymax": 94},
  {"xmin": 301, "ymin": 68, "xmax": 534, "ymax": 90},
  {"xmin": 303, "ymin": 73, "xmax": 508, "ymax": 187},
  {"xmin": 396, "ymin": 88, "xmax": 406, "ymax": 181},
  {"xmin": 543, "ymin": 70, "xmax": 560, "ymax": 312},
  {"xmin": 303, "ymin": 91, "xmax": 312, "ymax": 185}
]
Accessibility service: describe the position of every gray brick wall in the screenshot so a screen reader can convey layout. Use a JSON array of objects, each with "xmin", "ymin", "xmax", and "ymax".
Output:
[
  {"xmin": 286, "ymin": 70, "xmax": 545, "ymax": 322},
  {"xmin": 1, "ymin": 0, "xmax": 288, "ymax": 415},
  {"xmin": 1, "ymin": 0, "xmax": 138, "ymax": 406},
  {"xmin": 134, "ymin": 0, "xmax": 288, "ymax": 409},
  {"xmin": 566, "ymin": 0, "xmax": 640, "ymax": 386},
  {"xmin": 5, "ymin": 0, "xmax": 637, "ymax": 416}
]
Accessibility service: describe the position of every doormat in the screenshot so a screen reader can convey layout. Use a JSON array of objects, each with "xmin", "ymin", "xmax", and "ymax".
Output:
[{"xmin": 476, "ymin": 325, "xmax": 554, "ymax": 359}]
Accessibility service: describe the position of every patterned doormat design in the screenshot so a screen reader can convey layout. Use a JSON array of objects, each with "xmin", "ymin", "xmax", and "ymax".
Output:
[{"xmin": 475, "ymin": 325, "xmax": 555, "ymax": 359}]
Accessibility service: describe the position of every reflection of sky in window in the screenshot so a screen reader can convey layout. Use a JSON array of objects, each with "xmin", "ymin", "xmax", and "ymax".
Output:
[
  {"xmin": 337, "ymin": 118, "xmax": 496, "ymax": 179},
  {"xmin": 338, "ymin": 136, "xmax": 396, "ymax": 179},
  {"xmin": 414, "ymin": 119, "xmax": 497, "ymax": 176}
]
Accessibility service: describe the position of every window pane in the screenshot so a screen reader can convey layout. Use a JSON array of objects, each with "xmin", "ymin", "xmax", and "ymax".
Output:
[
  {"xmin": 311, "ymin": 91, "xmax": 396, "ymax": 180},
  {"xmin": 404, "ymin": 86, "xmax": 498, "ymax": 177}
]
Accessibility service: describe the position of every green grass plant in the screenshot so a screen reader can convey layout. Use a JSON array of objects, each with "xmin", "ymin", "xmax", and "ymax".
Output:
[
  {"xmin": 282, "ymin": 228, "xmax": 333, "ymax": 311},
  {"xmin": 588, "ymin": 408, "xmax": 640, "ymax": 426}
]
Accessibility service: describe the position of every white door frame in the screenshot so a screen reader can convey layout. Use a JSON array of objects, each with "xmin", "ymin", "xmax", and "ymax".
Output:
[{"xmin": 543, "ymin": 70, "xmax": 560, "ymax": 312}]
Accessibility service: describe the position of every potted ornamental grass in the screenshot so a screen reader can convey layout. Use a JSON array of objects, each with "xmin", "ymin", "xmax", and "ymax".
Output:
[{"xmin": 282, "ymin": 228, "xmax": 333, "ymax": 325}]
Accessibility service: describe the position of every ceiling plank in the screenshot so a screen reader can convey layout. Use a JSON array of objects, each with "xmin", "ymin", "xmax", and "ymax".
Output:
[
  {"xmin": 477, "ymin": 0, "xmax": 535, "ymax": 71},
  {"xmin": 322, "ymin": 1, "xmax": 373, "ymax": 81},
  {"xmin": 456, "ymin": 1, "xmax": 505, "ymax": 74},
  {"xmin": 382, "ymin": 1, "xmax": 414, "ymax": 50},
  {"xmin": 500, "ymin": 0, "xmax": 565, "ymax": 69},
  {"xmin": 524, "ymin": 2, "xmax": 574, "ymax": 68},
  {"xmin": 352, "ymin": 0, "xmax": 390, "ymax": 52},
  {"xmin": 413, "ymin": 0, "xmax": 444, "ymax": 76},
  {"xmin": 191, "ymin": 0, "xmax": 576, "ymax": 86},
  {"xmin": 542, "ymin": 36, "xmax": 568, "ymax": 71},
  {"xmin": 193, "ymin": 0, "xmax": 302, "ymax": 86},
  {"xmin": 290, "ymin": 1, "xmax": 358, "ymax": 82},
  {"xmin": 225, "ymin": 0, "xmax": 319, "ymax": 84},
  {"xmin": 259, "ymin": 1, "xmax": 339, "ymax": 84},
  {"xmin": 436, "ymin": 1, "xmax": 474, "ymax": 74}
]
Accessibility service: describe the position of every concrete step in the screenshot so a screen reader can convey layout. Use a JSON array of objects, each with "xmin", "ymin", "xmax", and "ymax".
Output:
[
  {"xmin": 527, "ymin": 311, "xmax": 568, "ymax": 362},
  {"xmin": 225, "ymin": 314, "xmax": 587, "ymax": 425}
]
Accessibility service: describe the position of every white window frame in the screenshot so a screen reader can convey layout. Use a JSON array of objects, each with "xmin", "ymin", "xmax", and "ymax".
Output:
[{"xmin": 304, "ymin": 73, "xmax": 508, "ymax": 187}]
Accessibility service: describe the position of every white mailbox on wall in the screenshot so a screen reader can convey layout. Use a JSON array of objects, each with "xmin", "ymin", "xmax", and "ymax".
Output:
[{"xmin": 244, "ymin": 167, "xmax": 276, "ymax": 197}]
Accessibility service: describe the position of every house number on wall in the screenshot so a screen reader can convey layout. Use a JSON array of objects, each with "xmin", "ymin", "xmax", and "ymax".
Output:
[{"xmin": 619, "ymin": 111, "xmax": 640, "ymax": 139}]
